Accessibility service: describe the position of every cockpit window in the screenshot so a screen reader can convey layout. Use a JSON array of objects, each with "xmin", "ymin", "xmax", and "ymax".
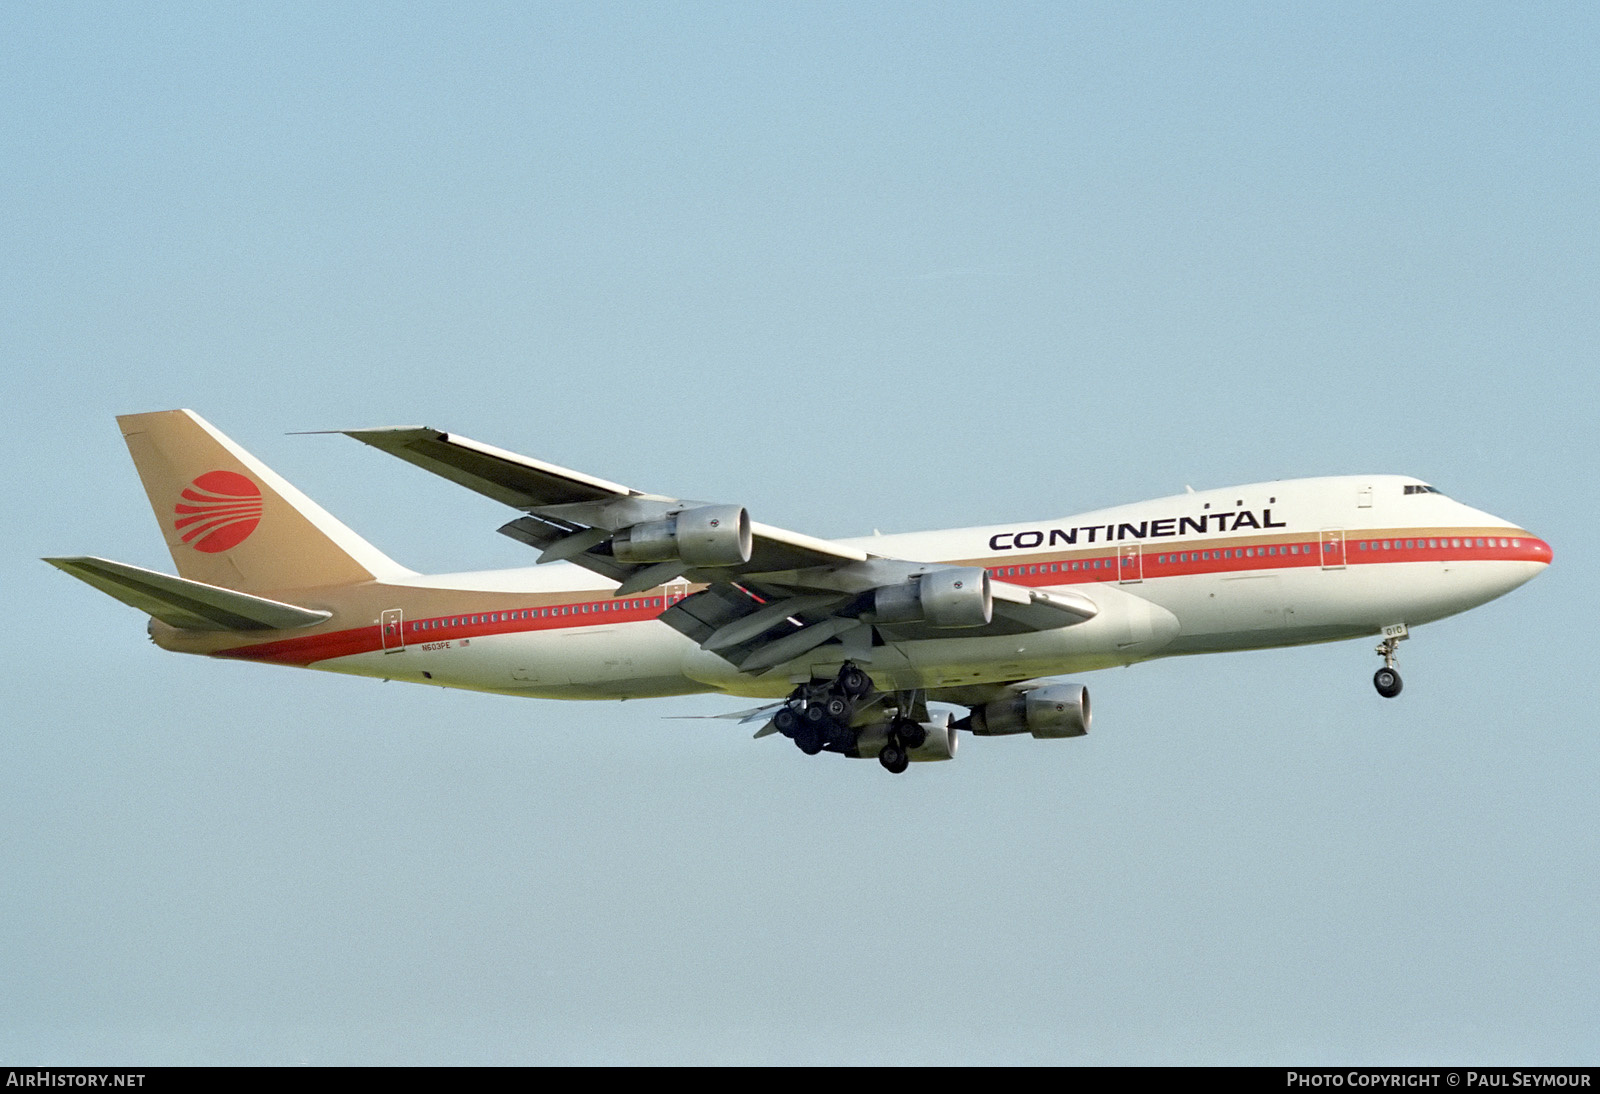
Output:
[{"xmin": 1404, "ymin": 484, "xmax": 1446, "ymax": 497}]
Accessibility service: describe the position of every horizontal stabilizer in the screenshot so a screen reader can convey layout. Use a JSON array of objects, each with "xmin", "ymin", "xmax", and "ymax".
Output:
[{"xmin": 43, "ymin": 556, "xmax": 332, "ymax": 632}]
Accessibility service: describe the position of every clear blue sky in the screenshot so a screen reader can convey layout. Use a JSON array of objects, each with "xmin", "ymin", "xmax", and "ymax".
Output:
[{"xmin": 3, "ymin": 2, "xmax": 1595, "ymax": 1064}]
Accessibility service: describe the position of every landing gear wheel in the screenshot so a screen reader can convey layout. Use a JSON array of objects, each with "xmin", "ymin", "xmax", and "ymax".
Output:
[
  {"xmin": 893, "ymin": 718, "xmax": 927, "ymax": 750},
  {"xmin": 803, "ymin": 703, "xmax": 832, "ymax": 729},
  {"xmin": 1374, "ymin": 667, "xmax": 1403, "ymax": 699},
  {"xmin": 879, "ymin": 742, "xmax": 909, "ymax": 774},
  {"xmin": 1373, "ymin": 630, "xmax": 1407, "ymax": 700},
  {"xmin": 773, "ymin": 706, "xmax": 800, "ymax": 737},
  {"xmin": 838, "ymin": 666, "xmax": 871, "ymax": 698},
  {"xmin": 794, "ymin": 723, "xmax": 824, "ymax": 755}
]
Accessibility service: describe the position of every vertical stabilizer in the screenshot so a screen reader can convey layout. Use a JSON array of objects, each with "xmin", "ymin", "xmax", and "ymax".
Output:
[{"xmin": 118, "ymin": 409, "xmax": 411, "ymax": 593}]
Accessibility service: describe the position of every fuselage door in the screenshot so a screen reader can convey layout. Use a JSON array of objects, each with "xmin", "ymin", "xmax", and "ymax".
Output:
[
  {"xmin": 380, "ymin": 608, "xmax": 405, "ymax": 652},
  {"xmin": 665, "ymin": 581, "xmax": 690, "ymax": 606},
  {"xmin": 1320, "ymin": 528, "xmax": 1346, "ymax": 571},
  {"xmin": 1119, "ymin": 543, "xmax": 1143, "ymax": 584}
]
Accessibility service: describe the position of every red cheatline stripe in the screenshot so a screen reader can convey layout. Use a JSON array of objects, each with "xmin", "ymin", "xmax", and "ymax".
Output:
[
  {"xmin": 982, "ymin": 530, "xmax": 1548, "ymax": 586},
  {"xmin": 216, "ymin": 626, "xmax": 384, "ymax": 666},
  {"xmin": 209, "ymin": 530, "xmax": 1549, "ymax": 666}
]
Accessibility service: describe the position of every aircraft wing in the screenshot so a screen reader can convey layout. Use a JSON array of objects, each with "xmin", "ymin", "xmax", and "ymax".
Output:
[
  {"xmin": 342, "ymin": 426, "xmax": 867, "ymax": 581},
  {"xmin": 343, "ymin": 425, "xmax": 1096, "ymax": 673}
]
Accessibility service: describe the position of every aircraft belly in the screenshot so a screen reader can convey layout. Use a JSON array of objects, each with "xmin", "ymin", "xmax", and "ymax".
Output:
[
  {"xmin": 889, "ymin": 592, "xmax": 1180, "ymax": 686},
  {"xmin": 305, "ymin": 623, "xmax": 710, "ymax": 701},
  {"xmin": 681, "ymin": 585, "xmax": 1181, "ymax": 696},
  {"xmin": 505, "ymin": 624, "xmax": 700, "ymax": 697},
  {"xmin": 1138, "ymin": 559, "xmax": 1544, "ymax": 653}
]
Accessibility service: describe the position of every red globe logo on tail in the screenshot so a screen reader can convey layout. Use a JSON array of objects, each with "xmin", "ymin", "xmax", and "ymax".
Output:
[{"xmin": 174, "ymin": 470, "xmax": 263, "ymax": 553}]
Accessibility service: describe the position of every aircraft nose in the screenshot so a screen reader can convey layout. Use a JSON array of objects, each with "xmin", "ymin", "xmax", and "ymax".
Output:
[{"xmin": 1525, "ymin": 534, "xmax": 1554, "ymax": 566}]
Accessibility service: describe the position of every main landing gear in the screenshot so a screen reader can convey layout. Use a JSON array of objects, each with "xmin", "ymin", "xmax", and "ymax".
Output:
[
  {"xmin": 774, "ymin": 662, "xmax": 874, "ymax": 759},
  {"xmin": 770, "ymin": 662, "xmax": 932, "ymax": 775},
  {"xmin": 877, "ymin": 717, "xmax": 927, "ymax": 775},
  {"xmin": 1373, "ymin": 626, "xmax": 1407, "ymax": 699}
]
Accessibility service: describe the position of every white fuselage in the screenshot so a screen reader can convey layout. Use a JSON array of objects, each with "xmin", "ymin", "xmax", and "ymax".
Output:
[{"xmin": 190, "ymin": 475, "xmax": 1550, "ymax": 700}]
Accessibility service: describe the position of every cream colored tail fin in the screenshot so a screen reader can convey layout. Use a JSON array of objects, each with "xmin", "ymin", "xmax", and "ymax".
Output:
[{"xmin": 118, "ymin": 409, "xmax": 412, "ymax": 593}]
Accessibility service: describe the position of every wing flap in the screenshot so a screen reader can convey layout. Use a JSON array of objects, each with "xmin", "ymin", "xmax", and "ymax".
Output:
[{"xmin": 45, "ymin": 557, "xmax": 332, "ymax": 631}]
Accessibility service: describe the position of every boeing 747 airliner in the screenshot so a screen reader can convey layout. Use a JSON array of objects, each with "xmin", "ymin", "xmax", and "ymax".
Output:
[{"xmin": 47, "ymin": 411, "xmax": 1551, "ymax": 773}]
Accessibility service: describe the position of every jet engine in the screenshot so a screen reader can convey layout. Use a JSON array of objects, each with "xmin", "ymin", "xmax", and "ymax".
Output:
[
  {"xmin": 968, "ymin": 683, "xmax": 1090, "ymax": 739},
  {"xmin": 908, "ymin": 717, "xmax": 958, "ymax": 761},
  {"xmin": 872, "ymin": 567, "xmax": 992, "ymax": 627},
  {"xmin": 611, "ymin": 505, "xmax": 752, "ymax": 566}
]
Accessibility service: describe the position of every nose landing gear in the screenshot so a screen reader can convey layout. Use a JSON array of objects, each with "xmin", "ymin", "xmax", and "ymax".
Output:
[
  {"xmin": 1373, "ymin": 665, "xmax": 1403, "ymax": 699},
  {"xmin": 1374, "ymin": 625, "xmax": 1408, "ymax": 699}
]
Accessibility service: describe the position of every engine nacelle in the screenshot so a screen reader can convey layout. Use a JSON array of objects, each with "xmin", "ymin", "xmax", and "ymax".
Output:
[
  {"xmin": 612, "ymin": 504, "xmax": 752, "ymax": 567},
  {"xmin": 908, "ymin": 717, "xmax": 958, "ymax": 762},
  {"xmin": 969, "ymin": 683, "xmax": 1090, "ymax": 739},
  {"xmin": 872, "ymin": 567, "xmax": 992, "ymax": 627}
]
